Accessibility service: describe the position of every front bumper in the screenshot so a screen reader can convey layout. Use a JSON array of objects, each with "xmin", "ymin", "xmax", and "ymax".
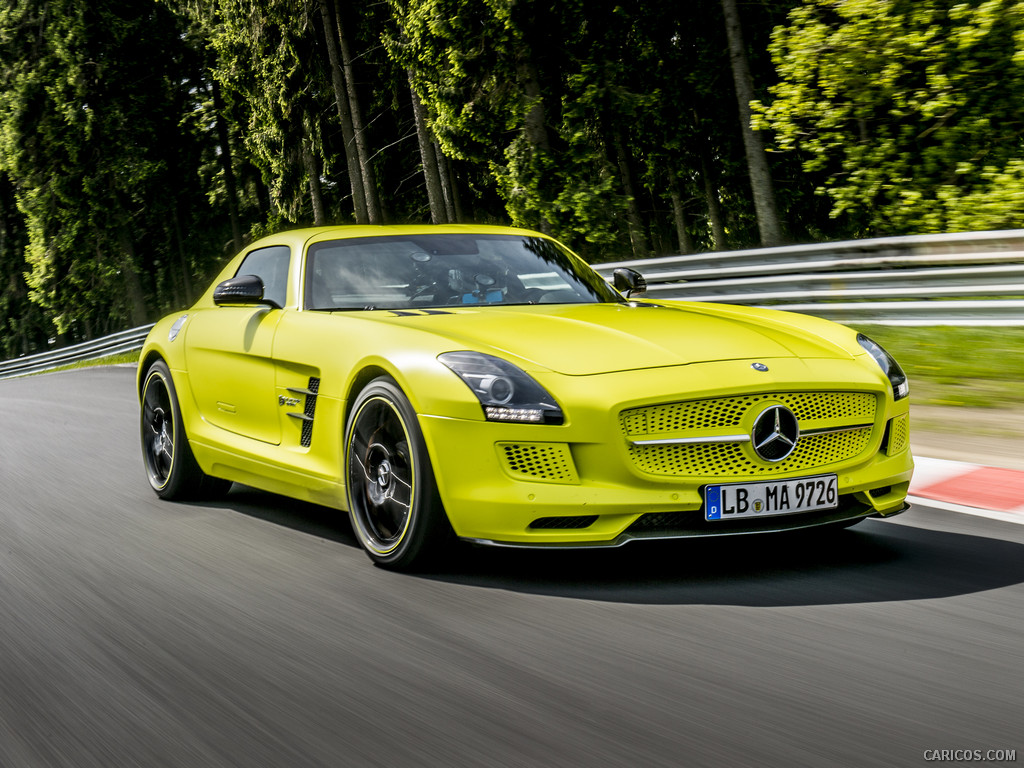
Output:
[
  {"xmin": 465, "ymin": 502, "xmax": 911, "ymax": 550},
  {"xmin": 419, "ymin": 359, "xmax": 914, "ymax": 547}
]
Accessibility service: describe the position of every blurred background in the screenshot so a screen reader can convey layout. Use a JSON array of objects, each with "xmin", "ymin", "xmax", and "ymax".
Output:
[{"xmin": 2, "ymin": 0, "xmax": 1022, "ymax": 461}]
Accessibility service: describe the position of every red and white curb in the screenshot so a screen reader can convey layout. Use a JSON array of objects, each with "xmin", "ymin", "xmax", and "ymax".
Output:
[{"xmin": 909, "ymin": 456, "xmax": 1024, "ymax": 524}]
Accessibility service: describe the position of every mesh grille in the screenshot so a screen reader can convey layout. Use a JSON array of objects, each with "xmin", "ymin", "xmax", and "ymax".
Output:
[
  {"xmin": 301, "ymin": 377, "xmax": 320, "ymax": 448},
  {"xmin": 627, "ymin": 427, "xmax": 873, "ymax": 477},
  {"xmin": 497, "ymin": 442, "xmax": 579, "ymax": 484},
  {"xmin": 529, "ymin": 515, "xmax": 597, "ymax": 529},
  {"xmin": 886, "ymin": 413, "xmax": 909, "ymax": 456},
  {"xmin": 620, "ymin": 392, "xmax": 876, "ymax": 437}
]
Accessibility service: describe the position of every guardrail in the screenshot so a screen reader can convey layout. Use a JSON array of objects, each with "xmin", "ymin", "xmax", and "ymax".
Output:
[
  {"xmin": 3, "ymin": 229, "xmax": 1023, "ymax": 379},
  {"xmin": 592, "ymin": 228, "xmax": 1024, "ymax": 325},
  {"xmin": 0, "ymin": 325, "xmax": 153, "ymax": 380}
]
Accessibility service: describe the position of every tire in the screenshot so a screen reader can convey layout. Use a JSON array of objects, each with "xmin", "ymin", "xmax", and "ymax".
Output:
[
  {"xmin": 140, "ymin": 360, "xmax": 231, "ymax": 500},
  {"xmin": 345, "ymin": 377, "xmax": 452, "ymax": 570}
]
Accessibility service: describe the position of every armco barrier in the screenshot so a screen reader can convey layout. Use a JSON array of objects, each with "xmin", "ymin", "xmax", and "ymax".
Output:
[
  {"xmin": 0, "ymin": 325, "xmax": 153, "ymax": 380},
  {"xmin": 593, "ymin": 228, "xmax": 1024, "ymax": 325},
  {"xmin": 3, "ymin": 229, "xmax": 1024, "ymax": 379}
]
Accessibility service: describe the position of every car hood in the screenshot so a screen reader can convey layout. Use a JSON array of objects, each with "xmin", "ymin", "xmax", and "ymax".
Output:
[{"xmin": 372, "ymin": 302, "xmax": 857, "ymax": 375}]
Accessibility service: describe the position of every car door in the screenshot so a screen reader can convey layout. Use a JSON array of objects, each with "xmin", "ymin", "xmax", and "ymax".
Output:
[{"xmin": 184, "ymin": 245, "xmax": 291, "ymax": 446}]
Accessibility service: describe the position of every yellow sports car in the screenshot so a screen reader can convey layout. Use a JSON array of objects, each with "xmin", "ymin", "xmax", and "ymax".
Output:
[{"xmin": 138, "ymin": 225, "xmax": 913, "ymax": 570}]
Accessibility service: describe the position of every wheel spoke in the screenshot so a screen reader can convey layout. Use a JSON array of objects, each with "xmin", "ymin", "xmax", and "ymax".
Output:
[
  {"xmin": 349, "ymin": 429, "xmax": 371, "ymax": 468},
  {"xmin": 377, "ymin": 470, "xmax": 411, "ymax": 534},
  {"xmin": 349, "ymin": 444, "xmax": 370, "ymax": 483},
  {"xmin": 142, "ymin": 374, "xmax": 175, "ymax": 486},
  {"xmin": 348, "ymin": 395, "xmax": 417, "ymax": 551},
  {"xmin": 159, "ymin": 426, "xmax": 174, "ymax": 464}
]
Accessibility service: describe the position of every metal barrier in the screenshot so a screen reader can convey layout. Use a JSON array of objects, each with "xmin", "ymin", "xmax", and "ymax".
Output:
[
  {"xmin": 3, "ymin": 229, "xmax": 1023, "ymax": 379},
  {"xmin": 593, "ymin": 229, "xmax": 1024, "ymax": 325},
  {"xmin": 0, "ymin": 325, "xmax": 153, "ymax": 380}
]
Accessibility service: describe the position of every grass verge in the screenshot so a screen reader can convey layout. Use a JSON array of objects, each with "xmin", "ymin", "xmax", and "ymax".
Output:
[
  {"xmin": 854, "ymin": 325, "xmax": 1024, "ymax": 411},
  {"xmin": 41, "ymin": 349, "xmax": 141, "ymax": 375}
]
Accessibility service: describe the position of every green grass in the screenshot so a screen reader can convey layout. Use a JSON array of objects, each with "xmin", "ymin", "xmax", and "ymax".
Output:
[
  {"xmin": 854, "ymin": 325, "xmax": 1024, "ymax": 410},
  {"xmin": 41, "ymin": 349, "xmax": 141, "ymax": 375}
]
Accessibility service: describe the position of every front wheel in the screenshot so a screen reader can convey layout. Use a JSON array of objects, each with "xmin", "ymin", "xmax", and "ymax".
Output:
[
  {"xmin": 140, "ymin": 360, "xmax": 231, "ymax": 500},
  {"xmin": 345, "ymin": 377, "xmax": 451, "ymax": 570}
]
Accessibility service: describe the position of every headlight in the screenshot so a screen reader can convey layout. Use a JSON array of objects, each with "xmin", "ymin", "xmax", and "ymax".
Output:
[
  {"xmin": 857, "ymin": 334, "xmax": 909, "ymax": 401},
  {"xmin": 439, "ymin": 351, "xmax": 564, "ymax": 424}
]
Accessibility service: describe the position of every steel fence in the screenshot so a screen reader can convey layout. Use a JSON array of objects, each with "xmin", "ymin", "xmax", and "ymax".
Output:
[
  {"xmin": 3, "ymin": 229, "xmax": 1023, "ymax": 379},
  {"xmin": 593, "ymin": 228, "xmax": 1024, "ymax": 325},
  {"xmin": 0, "ymin": 325, "xmax": 153, "ymax": 380}
]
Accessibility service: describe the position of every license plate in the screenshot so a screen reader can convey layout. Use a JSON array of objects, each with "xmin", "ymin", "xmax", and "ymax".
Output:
[{"xmin": 705, "ymin": 474, "xmax": 838, "ymax": 521}]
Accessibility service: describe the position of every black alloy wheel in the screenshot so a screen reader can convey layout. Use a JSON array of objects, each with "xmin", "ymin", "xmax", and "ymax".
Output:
[
  {"xmin": 140, "ymin": 360, "xmax": 230, "ymax": 500},
  {"xmin": 345, "ymin": 377, "xmax": 451, "ymax": 570}
]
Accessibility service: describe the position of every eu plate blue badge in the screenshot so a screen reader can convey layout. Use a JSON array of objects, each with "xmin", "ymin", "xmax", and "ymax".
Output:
[{"xmin": 705, "ymin": 486, "xmax": 722, "ymax": 520}]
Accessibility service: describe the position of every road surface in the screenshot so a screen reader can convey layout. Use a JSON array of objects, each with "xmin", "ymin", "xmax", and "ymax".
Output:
[{"xmin": 1, "ymin": 367, "xmax": 1021, "ymax": 767}]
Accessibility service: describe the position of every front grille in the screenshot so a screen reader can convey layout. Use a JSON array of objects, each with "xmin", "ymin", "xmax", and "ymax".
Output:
[
  {"xmin": 497, "ymin": 442, "xmax": 579, "ymax": 484},
  {"xmin": 621, "ymin": 391, "xmax": 878, "ymax": 478},
  {"xmin": 621, "ymin": 391, "xmax": 876, "ymax": 437}
]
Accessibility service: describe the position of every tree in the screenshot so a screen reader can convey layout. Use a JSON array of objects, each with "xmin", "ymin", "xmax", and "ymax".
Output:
[
  {"xmin": 0, "ymin": 172, "xmax": 47, "ymax": 357},
  {"xmin": 756, "ymin": 0, "xmax": 1024, "ymax": 235},
  {"xmin": 721, "ymin": 0, "xmax": 783, "ymax": 246},
  {"xmin": 0, "ymin": 0, "xmax": 211, "ymax": 337},
  {"xmin": 3, "ymin": 0, "xmax": 893, "ymax": 357}
]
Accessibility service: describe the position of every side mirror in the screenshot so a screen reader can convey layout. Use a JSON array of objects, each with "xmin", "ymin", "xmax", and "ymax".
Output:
[
  {"xmin": 213, "ymin": 274, "xmax": 281, "ymax": 309},
  {"xmin": 613, "ymin": 268, "xmax": 647, "ymax": 299}
]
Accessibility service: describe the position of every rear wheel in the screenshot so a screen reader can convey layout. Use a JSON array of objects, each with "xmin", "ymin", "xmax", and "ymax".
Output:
[
  {"xmin": 345, "ymin": 377, "xmax": 451, "ymax": 570},
  {"xmin": 140, "ymin": 360, "xmax": 231, "ymax": 500}
]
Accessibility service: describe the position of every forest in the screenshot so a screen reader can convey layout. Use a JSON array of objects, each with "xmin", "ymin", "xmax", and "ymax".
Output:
[{"xmin": 1, "ymin": 0, "xmax": 1023, "ymax": 357}]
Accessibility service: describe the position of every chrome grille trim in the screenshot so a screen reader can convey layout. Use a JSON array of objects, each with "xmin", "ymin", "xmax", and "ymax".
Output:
[
  {"xmin": 630, "ymin": 434, "xmax": 750, "ymax": 446},
  {"xmin": 800, "ymin": 423, "xmax": 874, "ymax": 437},
  {"xmin": 627, "ymin": 422, "xmax": 874, "ymax": 447}
]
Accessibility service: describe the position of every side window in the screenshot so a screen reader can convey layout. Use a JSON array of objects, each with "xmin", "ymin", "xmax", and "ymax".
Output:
[{"xmin": 235, "ymin": 245, "xmax": 291, "ymax": 308}]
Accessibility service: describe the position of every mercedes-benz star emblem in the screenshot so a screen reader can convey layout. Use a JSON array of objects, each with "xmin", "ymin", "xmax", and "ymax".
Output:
[{"xmin": 751, "ymin": 405, "xmax": 800, "ymax": 462}]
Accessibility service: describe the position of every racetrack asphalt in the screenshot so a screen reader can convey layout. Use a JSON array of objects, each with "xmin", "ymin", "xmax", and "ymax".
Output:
[{"xmin": 2, "ymin": 366, "xmax": 1023, "ymax": 768}]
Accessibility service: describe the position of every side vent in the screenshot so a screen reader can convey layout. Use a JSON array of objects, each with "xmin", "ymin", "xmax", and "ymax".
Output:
[
  {"xmin": 301, "ymin": 377, "xmax": 320, "ymax": 447},
  {"xmin": 286, "ymin": 377, "xmax": 321, "ymax": 448}
]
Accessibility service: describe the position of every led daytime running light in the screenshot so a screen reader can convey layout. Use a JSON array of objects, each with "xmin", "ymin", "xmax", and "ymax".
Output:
[
  {"xmin": 439, "ymin": 351, "xmax": 564, "ymax": 424},
  {"xmin": 484, "ymin": 406, "xmax": 544, "ymax": 423}
]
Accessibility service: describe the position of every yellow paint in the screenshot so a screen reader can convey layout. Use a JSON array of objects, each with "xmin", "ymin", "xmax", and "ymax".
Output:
[{"xmin": 138, "ymin": 225, "xmax": 914, "ymax": 546}]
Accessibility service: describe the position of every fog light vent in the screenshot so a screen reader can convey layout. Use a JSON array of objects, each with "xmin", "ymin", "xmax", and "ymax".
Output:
[
  {"xmin": 885, "ymin": 413, "xmax": 909, "ymax": 456},
  {"xmin": 529, "ymin": 516, "xmax": 597, "ymax": 530},
  {"xmin": 497, "ymin": 442, "xmax": 579, "ymax": 484}
]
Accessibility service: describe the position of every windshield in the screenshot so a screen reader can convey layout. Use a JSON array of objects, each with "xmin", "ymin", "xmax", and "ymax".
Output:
[{"xmin": 304, "ymin": 234, "xmax": 622, "ymax": 311}]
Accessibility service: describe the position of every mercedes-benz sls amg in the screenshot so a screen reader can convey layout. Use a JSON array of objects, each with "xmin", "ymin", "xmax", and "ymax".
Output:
[{"xmin": 138, "ymin": 225, "xmax": 913, "ymax": 570}]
